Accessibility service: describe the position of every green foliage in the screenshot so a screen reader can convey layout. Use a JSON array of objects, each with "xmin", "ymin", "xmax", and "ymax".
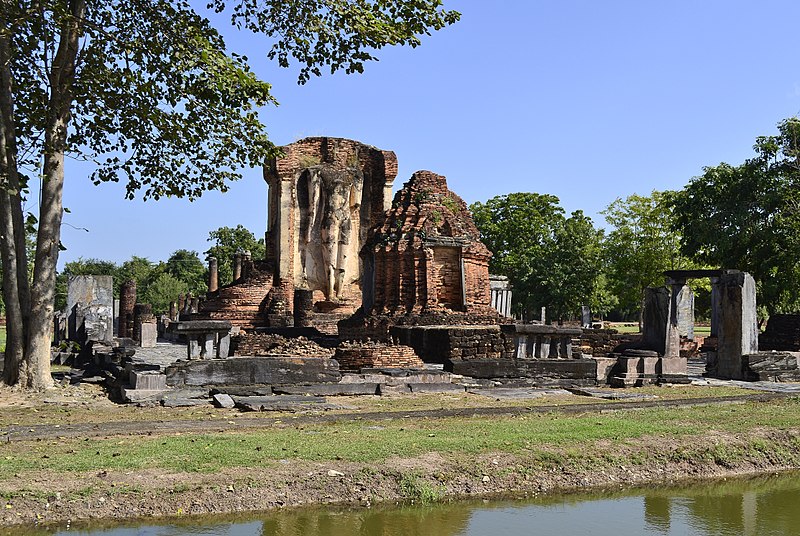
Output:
[
  {"xmin": 470, "ymin": 194, "xmax": 603, "ymax": 321},
  {"xmin": 163, "ymin": 250, "xmax": 207, "ymax": 296},
  {"xmin": 205, "ymin": 225, "xmax": 265, "ymax": 285},
  {"xmin": 670, "ymin": 118, "xmax": 800, "ymax": 315},
  {"xmin": 601, "ymin": 191, "xmax": 696, "ymax": 319},
  {"xmin": 142, "ymin": 273, "xmax": 189, "ymax": 315},
  {"xmin": 398, "ymin": 472, "xmax": 445, "ymax": 504}
]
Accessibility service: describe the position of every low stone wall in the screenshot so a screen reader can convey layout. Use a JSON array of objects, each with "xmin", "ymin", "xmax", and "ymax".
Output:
[
  {"xmin": 742, "ymin": 351, "xmax": 800, "ymax": 381},
  {"xmin": 334, "ymin": 342, "xmax": 424, "ymax": 371},
  {"xmin": 391, "ymin": 324, "xmax": 516, "ymax": 364},
  {"xmin": 578, "ymin": 328, "xmax": 639, "ymax": 356}
]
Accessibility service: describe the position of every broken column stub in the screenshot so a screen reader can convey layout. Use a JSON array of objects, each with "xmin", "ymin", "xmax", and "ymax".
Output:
[{"xmin": 714, "ymin": 271, "xmax": 758, "ymax": 380}]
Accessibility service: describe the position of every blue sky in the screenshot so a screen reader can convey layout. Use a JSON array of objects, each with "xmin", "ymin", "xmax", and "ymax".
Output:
[{"xmin": 55, "ymin": 1, "xmax": 800, "ymax": 268}]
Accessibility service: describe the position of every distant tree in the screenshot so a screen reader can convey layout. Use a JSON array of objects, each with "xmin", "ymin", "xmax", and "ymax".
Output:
[
  {"xmin": 163, "ymin": 250, "xmax": 207, "ymax": 296},
  {"xmin": 471, "ymin": 194, "xmax": 603, "ymax": 322},
  {"xmin": 670, "ymin": 118, "xmax": 800, "ymax": 315},
  {"xmin": 117, "ymin": 256, "xmax": 156, "ymax": 300},
  {"xmin": 142, "ymin": 273, "xmax": 188, "ymax": 315},
  {"xmin": 205, "ymin": 225, "xmax": 266, "ymax": 285},
  {"xmin": 601, "ymin": 191, "xmax": 694, "ymax": 320}
]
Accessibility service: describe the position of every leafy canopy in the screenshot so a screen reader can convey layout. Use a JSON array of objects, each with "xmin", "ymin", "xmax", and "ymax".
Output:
[
  {"xmin": 670, "ymin": 118, "xmax": 800, "ymax": 314},
  {"xmin": 470, "ymin": 193, "xmax": 603, "ymax": 321}
]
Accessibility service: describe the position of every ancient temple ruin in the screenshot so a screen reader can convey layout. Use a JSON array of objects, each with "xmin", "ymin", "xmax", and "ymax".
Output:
[
  {"xmin": 362, "ymin": 170, "xmax": 494, "ymax": 317},
  {"xmin": 198, "ymin": 137, "xmax": 398, "ymax": 330}
]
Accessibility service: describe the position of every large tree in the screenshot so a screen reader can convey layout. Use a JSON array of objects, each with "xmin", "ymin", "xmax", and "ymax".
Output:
[
  {"xmin": 670, "ymin": 118, "xmax": 800, "ymax": 314},
  {"xmin": 600, "ymin": 191, "xmax": 695, "ymax": 320},
  {"xmin": 470, "ymin": 193, "xmax": 603, "ymax": 322},
  {"xmin": 0, "ymin": 0, "xmax": 459, "ymax": 388}
]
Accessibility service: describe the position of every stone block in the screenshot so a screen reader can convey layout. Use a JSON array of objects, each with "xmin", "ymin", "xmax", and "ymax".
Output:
[
  {"xmin": 139, "ymin": 322, "xmax": 157, "ymax": 348},
  {"xmin": 212, "ymin": 393, "xmax": 236, "ymax": 408},
  {"xmin": 129, "ymin": 371, "xmax": 166, "ymax": 390},
  {"xmin": 165, "ymin": 356, "xmax": 341, "ymax": 387},
  {"xmin": 593, "ymin": 357, "xmax": 617, "ymax": 383},
  {"xmin": 121, "ymin": 388, "xmax": 166, "ymax": 404},
  {"xmin": 67, "ymin": 275, "xmax": 114, "ymax": 344}
]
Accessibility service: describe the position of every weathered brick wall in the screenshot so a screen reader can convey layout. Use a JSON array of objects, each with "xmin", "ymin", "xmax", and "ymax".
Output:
[
  {"xmin": 391, "ymin": 324, "xmax": 516, "ymax": 363},
  {"xmin": 366, "ymin": 170, "xmax": 493, "ymax": 316},
  {"xmin": 578, "ymin": 328, "xmax": 639, "ymax": 356},
  {"xmin": 195, "ymin": 262, "xmax": 274, "ymax": 329},
  {"xmin": 334, "ymin": 342, "xmax": 424, "ymax": 371}
]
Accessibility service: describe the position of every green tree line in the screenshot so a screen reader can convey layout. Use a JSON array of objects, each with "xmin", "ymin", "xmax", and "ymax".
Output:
[{"xmin": 471, "ymin": 117, "xmax": 800, "ymax": 323}]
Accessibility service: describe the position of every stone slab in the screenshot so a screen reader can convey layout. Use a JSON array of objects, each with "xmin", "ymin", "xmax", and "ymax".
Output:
[
  {"xmin": 408, "ymin": 383, "xmax": 465, "ymax": 394},
  {"xmin": 446, "ymin": 358, "xmax": 597, "ymax": 382},
  {"xmin": 568, "ymin": 387, "xmax": 658, "ymax": 400},
  {"xmin": 162, "ymin": 398, "xmax": 211, "ymax": 407},
  {"xmin": 212, "ymin": 393, "xmax": 236, "ymax": 408},
  {"xmin": 272, "ymin": 383, "xmax": 380, "ymax": 396},
  {"xmin": 209, "ymin": 386, "xmax": 274, "ymax": 396},
  {"xmin": 120, "ymin": 388, "xmax": 167, "ymax": 404},
  {"xmin": 469, "ymin": 387, "xmax": 571, "ymax": 399},
  {"xmin": 377, "ymin": 384, "xmax": 412, "ymax": 395},
  {"xmin": 165, "ymin": 356, "xmax": 341, "ymax": 387},
  {"xmin": 231, "ymin": 395, "xmax": 338, "ymax": 412}
]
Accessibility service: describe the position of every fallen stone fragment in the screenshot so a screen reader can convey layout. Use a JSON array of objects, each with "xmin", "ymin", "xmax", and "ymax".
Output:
[
  {"xmin": 408, "ymin": 383, "xmax": 465, "ymax": 394},
  {"xmin": 327, "ymin": 470, "xmax": 344, "ymax": 477},
  {"xmin": 212, "ymin": 393, "xmax": 236, "ymax": 408}
]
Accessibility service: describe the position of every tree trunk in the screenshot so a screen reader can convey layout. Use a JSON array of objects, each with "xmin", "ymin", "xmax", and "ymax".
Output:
[
  {"xmin": 20, "ymin": 0, "xmax": 86, "ymax": 389},
  {"xmin": 0, "ymin": 19, "xmax": 29, "ymax": 385}
]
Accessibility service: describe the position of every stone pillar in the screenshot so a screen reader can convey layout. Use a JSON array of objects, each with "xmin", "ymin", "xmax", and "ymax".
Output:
[
  {"xmin": 581, "ymin": 306, "xmax": 591, "ymax": 328},
  {"xmin": 169, "ymin": 301, "xmax": 177, "ymax": 321},
  {"xmin": 715, "ymin": 272, "xmax": 758, "ymax": 380},
  {"xmin": 293, "ymin": 288, "xmax": 314, "ymax": 327},
  {"xmin": 118, "ymin": 279, "xmax": 136, "ymax": 339},
  {"xmin": 133, "ymin": 303, "xmax": 152, "ymax": 343},
  {"xmin": 177, "ymin": 294, "xmax": 185, "ymax": 315},
  {"xmin": 710, "ymin": 276, "xmax": 721, "ymax": 338},
  {"xmin": 190, "ymin": 297, "xmax": 200, "ymax": 314},
  {"xmin": 676, "ymin": 284, "xmax": 695, "ymax": 339},
  {"xmin": 665, "ymin": 279, "xmax": 685, "ymax": 359},
  {"xmin": 208, "ymin": 256, "xmax": 219, "ymax": 293},
  {"xmin": 642, "ymin": 286, "xmax": 670, "ymax": 355},
  {"xmin": 233, "ymin": 252, "xmax": 243, "ymax": 282}
]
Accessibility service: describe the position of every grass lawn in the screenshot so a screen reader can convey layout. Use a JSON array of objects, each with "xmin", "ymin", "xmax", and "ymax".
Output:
[
  {"xmin": 0, "ymin": 325, "xmax": 5, "ymax": 353},
  {"xmin": 1, "ymin": 397, "xmax": 799, "ymax": 479}
]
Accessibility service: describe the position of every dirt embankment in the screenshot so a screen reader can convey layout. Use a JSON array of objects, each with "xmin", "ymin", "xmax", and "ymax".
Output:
[{"xmin": 2, "ymin": 426, "xmax": 800, "ymax": 529}]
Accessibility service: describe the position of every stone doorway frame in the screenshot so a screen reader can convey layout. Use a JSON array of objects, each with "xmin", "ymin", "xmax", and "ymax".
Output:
[{"xmin": 662, "ymin": 269, "xmax": 758, "ymax": 380}]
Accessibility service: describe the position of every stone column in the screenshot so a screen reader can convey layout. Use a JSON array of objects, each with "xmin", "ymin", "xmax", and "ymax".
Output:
[
  {"xmin": 169, "ymin": 301, "xmax": 177, "ymax": 321},
  {"xmin": 665, "ymin": 279, "xmax": 685, "ymax": 359},
  {"xmin": 133, "ymin": 303, "xmax": 152, "ymax": 343},
  {"xmin": 233, "ymin": 252, "xmax": 243, "ymax": 282},
  {"xmin": 293, "ymin": 288, "xmax": 314, "ymax": 327},
  {"xmin": 642, "ymin": 286, "xmax": 670, "ymax": 355},
  {"xmin": 118, "ymin": 279, "xmax": 136, "ymax": 339},
  {"xmin": 715, "ymin": 271, "xmax": 758, "ymax": 380},
  {"xmin": 208, "ymin": 256, "xmax": 219, "ymax": 293},
  {"xmin": 710, "ymin": 276, "xmax": 721, "ymax": 338}
]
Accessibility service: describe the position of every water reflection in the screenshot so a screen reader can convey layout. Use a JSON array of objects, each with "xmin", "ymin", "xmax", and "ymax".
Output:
[{"xmin": 10, "ymin": 471, "xmax": 800, "ymax": 536}]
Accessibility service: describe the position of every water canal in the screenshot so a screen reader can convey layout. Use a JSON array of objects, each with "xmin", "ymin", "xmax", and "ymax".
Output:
[{"xmin": 11, "ymin": 471, "xmax": 800, "ymax": 536}]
